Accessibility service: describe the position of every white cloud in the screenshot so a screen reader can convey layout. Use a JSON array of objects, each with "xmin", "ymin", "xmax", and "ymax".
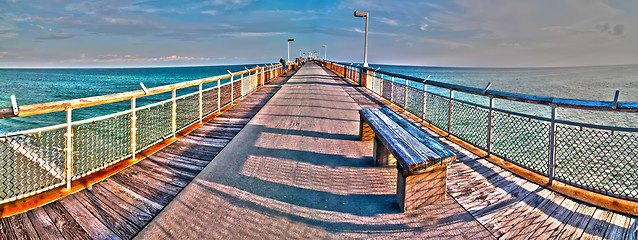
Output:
[
  {"xmin": 378, "ymin": 17, "xmax": 400, "ymax": 26},
  {"xmin": 217, "ymin": 32, "xmax": 286, "ymax": 37},
  {"xmin": 67, "ymin": 54, "xmax": 211, "ymax": 63},
  {"xmin": 0, "ymin": 32, "xmax": 18, "ymax": 38},
  {"xmin": 353, "ymin": 28, "xmax": 400, "ymax": 37},
  {"xmin": 420, "ymin": 23, "xmax": 429, "ymax": 31}
]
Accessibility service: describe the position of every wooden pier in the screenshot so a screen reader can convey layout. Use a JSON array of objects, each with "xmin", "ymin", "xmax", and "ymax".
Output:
[{"xmin": 1, "ymin": 62, "xmax": 637, "ymax": 239}]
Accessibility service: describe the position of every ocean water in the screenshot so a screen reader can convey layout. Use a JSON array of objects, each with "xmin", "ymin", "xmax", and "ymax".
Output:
[
  {"xmin": 1, "ymin": 63, "xmax": 636, "ymax": 133},
  {"xmin": 0, "ymin": 64, "xmax": 271, "ymax": 133},
  {"xmin": 367, "ymin": 63, "xmax": 638, "ymax": 128}
]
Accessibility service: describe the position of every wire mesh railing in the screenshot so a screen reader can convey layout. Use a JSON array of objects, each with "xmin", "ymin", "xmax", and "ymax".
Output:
[
  {"xmin": 0, "ymin": 63, "xmax": 287, "ymax": 204},
  {"xmin": 319, "ymin": 60, "xmax": 638, "ymax": 201}
]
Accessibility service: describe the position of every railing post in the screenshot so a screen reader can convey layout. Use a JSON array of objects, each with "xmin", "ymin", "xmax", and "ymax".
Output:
[
  {"xmin": 390, "ymin": 76, "xmax": 395, "ymax": 103},
  {"xmin": 172, "ymin": 89, "xmax": 177, "ymax": 138},
  {"xmin": 404, "ymin": 78, "xmax": 408, "ymax": 109},
  {"xmin": 448, "ymin": 90, "xmax": 454, "ymax": 135},
  {"xmin": 230, "ymin": 74, "xmax": 234, "ymax": 103},
  {"xmin": 422, "ymin": 83, "xmax": 427, "ymax": 120},
  {"xmin": 261, "ymin": 67, "xmax": 265, "ymax": 86},
  {"xmin": 64, "ymin": 107, "xmax": 73, "ymax": 190},
  {"xmin": 487, "ymin": 96, "xmax": 494, "ymax": 156},
  {"xmin": 548, "ymin": 104, "xmax": 557, "ymax": 185},
  {"xmin": 217, "ymin": 79, "xmax": 221, "ymax": 112},
  {"xmin": 198, "ymin": 82, "xmax": 203, "ymax": 123},
  {"xmin": 131, "ymin": 98, "xmax": 136, "ymax": 160}
]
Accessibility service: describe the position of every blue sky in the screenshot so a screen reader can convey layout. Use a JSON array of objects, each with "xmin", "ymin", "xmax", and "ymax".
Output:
[{"xmin": 1, "ymin": 0, "xmax": 637, "ymax": 68}]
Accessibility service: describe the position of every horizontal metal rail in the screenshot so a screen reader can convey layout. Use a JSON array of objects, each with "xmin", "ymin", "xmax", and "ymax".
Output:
[{"xmin": 331, "ymin": 61, "xmax": 638, "ymax": 112}]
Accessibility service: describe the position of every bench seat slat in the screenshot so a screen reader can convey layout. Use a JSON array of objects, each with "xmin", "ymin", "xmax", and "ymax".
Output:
[
  {"xmin": 370, "ymin": 109, "xmax": 442, "ymax": 170},
  {"xmin": 360, "ymin": 110, "xmax": 424, "ymax": 170},
  {"xmin": 379, "ymin": 108, "xmax": 455, "ymax": 159}
]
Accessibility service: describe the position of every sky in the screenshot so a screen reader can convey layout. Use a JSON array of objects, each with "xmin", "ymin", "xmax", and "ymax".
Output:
[{"xmin": 1, "ymin": 0, "xmax": 637, "ymax": 68}]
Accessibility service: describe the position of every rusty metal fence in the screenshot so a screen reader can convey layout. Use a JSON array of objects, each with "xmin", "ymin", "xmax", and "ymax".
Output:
[
  {"xmin": 320, "ymin": 60, "xmax": 638, "ymax": 201},
  {"xmin": 0, "ymin": 64, "xmax": 285, "ymax": 204}
]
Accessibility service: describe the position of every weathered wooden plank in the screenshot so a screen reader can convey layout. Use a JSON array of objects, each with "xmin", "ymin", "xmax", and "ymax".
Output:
[
  {"xmin": 627, "ymin": 216, "xmax": 638, "ymax": 240},
  {"xmin": 554, "ymin": 202, "xmax": 596, "ymax": 239},
  {"xmin": 109, "ymin": 174, "xmax": 175, "ymax": 206},
  {"xmin": 487, "ymin": 187, "xmax": 554, "ymax": 238},
  {"xmin": 0, "ymin": 213, "xmax": 39, "ymax": 240},
  {"xmin": 150, "ymin": 150, "xmax": 211, "ymax": 167},
  {"xmin": 72, "ymin": 191, "xmax": 139, "ymax": 239},
  {"xmin": 27, "ymin": 207, "xmax": 66, "ymax": 240},
  {"xmin": 126, "ymin": 163, "xmax": 191, "ymax": 188},
  {"xmin": 528, "ymin": 197, "xmax": 580, "ymax": 239},
  {"xmin": 97, "ymin": 179, "xmax": 163, "ymax": 216},
  {"xmin": 42, "ymin": 201, "xmax": 92, "ymax": 240},
  {"xmin": 502, "ymin": 190, "xmax": 566, "ymax": 239},
  {"xmin": 580, "ymin": 208, "xmax": 613, "ymax": 240},
  {"xmin": 58, "ymin": 193, "xmax": 121, "ymax": 240},
  {"xmin": 379, "ymin": 107, "xmax": 454, "ymax": 158},
  {"xmin": 603, "ymin": 212, "xmax": 631, "ymax": 240},
  {"xmin": 475, "ymin": 181, "xmax": 540, "ymax": 223},
  {"xmin": 83, "ymin": 185, "xmax": 152, "ymax": 228}
]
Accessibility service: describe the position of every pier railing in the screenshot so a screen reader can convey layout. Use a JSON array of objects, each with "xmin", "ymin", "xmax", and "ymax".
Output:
[
  {"xmin": 319, "ymin": 60, "xmax": 638, "ymax": 203},
  {"xmin": 0, "ymin": 63, "xmax": 287, "ymax": 205}
]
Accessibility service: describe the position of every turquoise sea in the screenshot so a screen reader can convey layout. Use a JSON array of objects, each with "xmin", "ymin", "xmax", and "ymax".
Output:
[{"xmin": 1, "ymin": 63, "xmax": 637, "ymax": 133}]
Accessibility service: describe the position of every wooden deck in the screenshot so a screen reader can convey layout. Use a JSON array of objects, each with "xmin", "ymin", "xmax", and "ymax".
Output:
[
  {"xmin": 0, "ymin": 69, "xmax": 296, "ymax": 240},
  {"xmin": 1, "ymin": 62, "xmax": 637, "ymax": 239}
]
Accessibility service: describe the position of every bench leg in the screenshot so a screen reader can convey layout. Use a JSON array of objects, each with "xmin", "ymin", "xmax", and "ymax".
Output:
[
  {"xmin": 396, "ymin": 166, "xmax": 447, "ymax": 212},
  {"xmin": 374, "ymin": 136, "xmax": 396, "ymax": 166},
  {"xmin": 359, "ymin": 118, "xmax": 375, "ymax": 141}
]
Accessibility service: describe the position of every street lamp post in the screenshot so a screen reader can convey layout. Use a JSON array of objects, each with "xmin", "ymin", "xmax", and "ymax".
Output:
[
  {"xmin": 322, "ymin": 45, "xmax": 326, "ymax": 60},
  {"xmin": 354, "ymin": 11, "xmax": 369, "ymax": 67},
  {"xmin": 287, "ymin": 39, "xmax": 294, "ymax": 62}
]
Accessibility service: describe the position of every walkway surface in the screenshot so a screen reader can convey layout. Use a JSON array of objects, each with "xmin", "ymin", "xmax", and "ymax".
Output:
[{"xmin": 135, "ymin": 62, "xmax": 492, "ymax": 239}]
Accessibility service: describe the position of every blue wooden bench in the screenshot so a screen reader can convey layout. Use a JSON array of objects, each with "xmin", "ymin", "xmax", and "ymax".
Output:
[{"xmin": 359, "ymin": 107, "xmax": 456, "ymax": 212}]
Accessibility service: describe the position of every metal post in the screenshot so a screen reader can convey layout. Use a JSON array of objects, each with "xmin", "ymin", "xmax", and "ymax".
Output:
[
  {"xmin": 172, "ymin": 89, "xmax": 177, "ymax": 138},
  {"xmin": 422, "ymin": 83, "xmax": 427, "ymax": 120},
  {"xmin": 230, "ymin": 74, "xmax": 234, "ymax": 102},
  {"xmin": 261, "ymin": 67, "xmax": 265, "ymax": 86},
  {"xmin": 548, "ymin": 104, "xmax": 557, "ymax": 185},
  {"xmin": 487, "ymin": 97, "xmax": 494, "ymax": 156},
  {"xmin": 65, "ymin": 108, "xmax": 73, "ymax": 190},
  {"xmin": 131, "ymin": 98, "xmax": 136, "ymax": 160},
  {"xmin": 404, "ymin": 78, "xmax": 408, "ymax": 109},
  {"xmin": 390, "ymin": 76, "xmax": 394, "ymax": 102},
  {"xmin": 217, "ymin": 79, "xmax": 221, "ymax": 112},
  {"xmin": 448, "ymin": 90, "xmax": 454, "ymax": 135},
  {"xmin": 198, "ymin": 82, "xmax": 203, "ymax": 123}
]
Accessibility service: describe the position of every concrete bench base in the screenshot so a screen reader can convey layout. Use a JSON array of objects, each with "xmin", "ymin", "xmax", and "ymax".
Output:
[
  {"xmin": 396, "ymin": 166, "xmax": 447, "ymax": 212},
  {"xmin": 374, "ymin": 136, "xmax": 396, "ymax": 166}
]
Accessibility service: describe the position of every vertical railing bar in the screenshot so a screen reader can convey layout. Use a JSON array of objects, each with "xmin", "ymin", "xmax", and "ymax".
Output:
[
  {"xmin": 448, "ymin": 90, "xmax": 454, "ymax": 136},
  {"xmin": 171, "ymin": 88, "xmax": 176, "ymax": 138},
  {"xmin": 548, "ymin": 104, "xmax": 557, "ymax": 185},
  {"xmin": 390, "ymin": 76, "xmax": 395, "ymax": 103},
  {"xmin": 230, "ymin": 74, "xmax": 234, "ymax": 103},
  {"xmin": 131, "ymin": 98, "xmax": 136, "ymax": 160},
  {"xmin": 198, "ymin": 82, "xmax": 203, "ymax": 123},
  {"xmin": 422, "ymin": 83, "xmax": 427, "ymax": 120},
  {"xmin": 404, "ymin": 78, "xmax": 408, "ymax": 109},
  {"xmin": 65, "ymin": 107, "xmax": 73, "ymax": 190},
  {"xmin": 217, "ymin": 79, "xmax": 221, "ymax": 112},
  {"xmin": 487, "ymin": 96, "xmax": 494, "ymax": 156}
]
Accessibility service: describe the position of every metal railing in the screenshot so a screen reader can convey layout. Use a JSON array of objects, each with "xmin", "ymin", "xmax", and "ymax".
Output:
[
  {"xmin": 0, "ymin": 63, "xmax": 287, "ymax": 204},
  {"xmin": 320, "ymin": 60, "xmax": 638, "ymax": 201}
]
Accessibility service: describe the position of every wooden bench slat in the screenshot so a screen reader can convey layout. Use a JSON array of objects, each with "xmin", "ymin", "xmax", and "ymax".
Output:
[
  {"xmin": 361, "ymin": 109, "xmax": 425, "ymax": 172},
  {"xmin": 379, "ymin": 108, "xmax": 455, "ymax": 159},
  {"xmin": 370, "ymin": 109, "xmax": 443, "ymax": 172}
]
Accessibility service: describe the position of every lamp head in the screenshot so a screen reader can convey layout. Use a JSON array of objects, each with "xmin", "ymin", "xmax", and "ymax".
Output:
[
  {"xmin": 288, "ymin": 39, "xmax": 294, "ymax": 42},
  {"xmin": 354, "ymin": 11, "xmax": 368, "ymax": 18}
]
